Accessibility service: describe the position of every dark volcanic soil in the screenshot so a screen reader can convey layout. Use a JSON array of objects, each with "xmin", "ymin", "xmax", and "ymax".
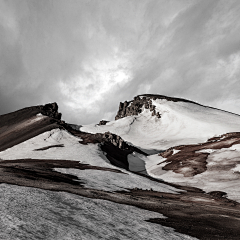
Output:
[{"xmin": 0, "ymin": 103, "xmax": 63, "ymax": 152}]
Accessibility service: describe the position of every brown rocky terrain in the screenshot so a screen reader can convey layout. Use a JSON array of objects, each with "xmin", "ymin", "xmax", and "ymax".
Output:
[{"xmin": 158, "ymin": 132, "xmax": 240, "ymax": 177}]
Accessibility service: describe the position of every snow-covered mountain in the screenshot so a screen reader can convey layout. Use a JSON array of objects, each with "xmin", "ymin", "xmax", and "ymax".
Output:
[
  {"xmin": 82, "ymin": 94, "xmax": 240, "ymax": 150},
  {"xmin": 1, "ymin": 95, "xmax": 240, "ymax": 240}
]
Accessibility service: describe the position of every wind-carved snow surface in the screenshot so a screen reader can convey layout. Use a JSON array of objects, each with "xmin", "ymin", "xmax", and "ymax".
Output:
[
  {"xmin": 81, "ymin": 99, "xmax": 240, "ymax": 150},
  {"xmin": 54, "ymin": 167, "xmax": 176, "ymax": 193},
  {"xmin": 0, "ymin": 129, "xmax": 179, "ymax": 194},
  {"xmin": 0, "ymin": 184, "xmax": 195, "ymax": 240},
  {"xmin": 146, "ymin": 144, "xmax": 240, "ymax": 203}
]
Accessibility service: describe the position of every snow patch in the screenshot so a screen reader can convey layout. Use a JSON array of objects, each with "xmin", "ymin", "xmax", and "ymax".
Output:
[
  {"xmin": 0, "ymin": 129, "xmax": 181, "ymax": 195},
  {"xmin": 232, "ymin": 164, "xmax": 240, "ymax": 173},
  {"xmin": 172, "ymin": 149, "xmax": 181, "ymax": 155},
  {"xmin": 196, "ymin": 149, "xmax": 216, "ymax": 153}
]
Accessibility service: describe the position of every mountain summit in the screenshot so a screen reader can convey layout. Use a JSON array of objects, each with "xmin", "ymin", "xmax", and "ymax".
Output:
[{"xmin": 82, "ymin": 94, "xmax": 240, "ymax": 149}]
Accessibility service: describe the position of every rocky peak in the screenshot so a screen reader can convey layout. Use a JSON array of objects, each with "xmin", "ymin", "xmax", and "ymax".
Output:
[
  {"xmin": 40, "ymin": 102, "xmax": 62, "ymax": 120},
  {"xmin": 115, "ymin": 95, "xmax": 161, "ymax": 120},
  {"xmin": 115, "ymin": 94, "xmax": 200, "ymax": 120}
]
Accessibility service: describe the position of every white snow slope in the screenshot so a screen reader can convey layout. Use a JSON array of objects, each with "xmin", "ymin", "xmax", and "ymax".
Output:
[
  {"xmin": 81, "ymin": 99, "xmax": 240, "ymax": 150},
  {"xmin": 0, "ymin": 129, "xmax": 197, "ymax": 239}
]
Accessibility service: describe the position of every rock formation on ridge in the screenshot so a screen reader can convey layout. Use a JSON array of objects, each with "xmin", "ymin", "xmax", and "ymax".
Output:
[{"xmin": 115, "ymin": 94, "xmax": 204, "ymax": 120}]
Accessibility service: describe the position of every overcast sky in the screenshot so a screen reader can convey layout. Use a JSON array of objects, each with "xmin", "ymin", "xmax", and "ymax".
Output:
[{"xmin": 1, "ymin": 0, "xmax": 240, "ymax": 124}]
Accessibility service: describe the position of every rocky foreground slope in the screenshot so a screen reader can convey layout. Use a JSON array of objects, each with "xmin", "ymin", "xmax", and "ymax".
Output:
[{"xmin": 1, "ymin": 96, "xmax": 240, "ymax": 239}]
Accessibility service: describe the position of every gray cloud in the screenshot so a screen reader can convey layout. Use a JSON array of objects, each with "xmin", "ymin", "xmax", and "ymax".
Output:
[{"xmin": 0, "ymin": 0, "xmax": 240, "ymax": 124}]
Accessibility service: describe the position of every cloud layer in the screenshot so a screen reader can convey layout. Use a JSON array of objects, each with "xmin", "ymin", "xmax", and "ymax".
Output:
[{"xmin": 1, "ymin": 0, "xmax": 240, "ymax": 124}]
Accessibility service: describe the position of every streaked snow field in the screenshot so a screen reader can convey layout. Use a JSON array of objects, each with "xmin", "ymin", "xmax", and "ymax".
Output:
[{"xmin": 0, "ymin": 184, "xmax": 195, "ymax": 240}]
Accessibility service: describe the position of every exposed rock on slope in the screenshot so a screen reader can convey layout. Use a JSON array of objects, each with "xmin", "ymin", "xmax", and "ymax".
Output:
[
  {"xmin": 98, "ymin": 120, "xmax": 109, "ymax": 125},
  {"xmin": 115, "ymin": 95, "xmax": 160, "ymax": 120},
  {"xmin": 115, "ymin": 94, "xmax": 204, "ymax": 120},
  {"xmin": 41, "ymin": 102, "xmax": 62, "ymax": 119},
  {"xmin": 64, "ymin": 124, "xmax": 147, "ymax": 170}
]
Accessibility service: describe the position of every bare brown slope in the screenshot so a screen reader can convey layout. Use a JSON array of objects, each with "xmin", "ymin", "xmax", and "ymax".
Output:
[{"xmin": 0, "ymin": 103, "xmax": 63, "ymax": 152}]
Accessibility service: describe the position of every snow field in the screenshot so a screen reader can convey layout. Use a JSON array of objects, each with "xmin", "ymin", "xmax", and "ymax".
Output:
[
  {"xmin": 0, "ymin": 184, "xmax": 196, "ymax": 240},
  {"xmin": 0, "ymin": 129, "xmax": 180, "ymax": 194}
]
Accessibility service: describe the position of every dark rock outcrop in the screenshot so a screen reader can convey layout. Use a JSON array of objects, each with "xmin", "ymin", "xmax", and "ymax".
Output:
[
  {"xmin": 40, "ymin": 102, "xmax": 62, "ymax": 120},
  {"xmin": 63, "ymin": 124, "xmax": 147, "ymax": 170},
  {"xmin": 101, "ymin": 132, "xmax": 148, "ymax": 170},
  {"xmin": 115, "ymin": 95, "xmax": 164, "ymax": 120},
  {"xmin": 102, "ymin": 132, "xmax": 127, "ymax": 149},
  {"xmin": 98, "ymin": 120, "xmax": 109, "ymax": 125}
]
